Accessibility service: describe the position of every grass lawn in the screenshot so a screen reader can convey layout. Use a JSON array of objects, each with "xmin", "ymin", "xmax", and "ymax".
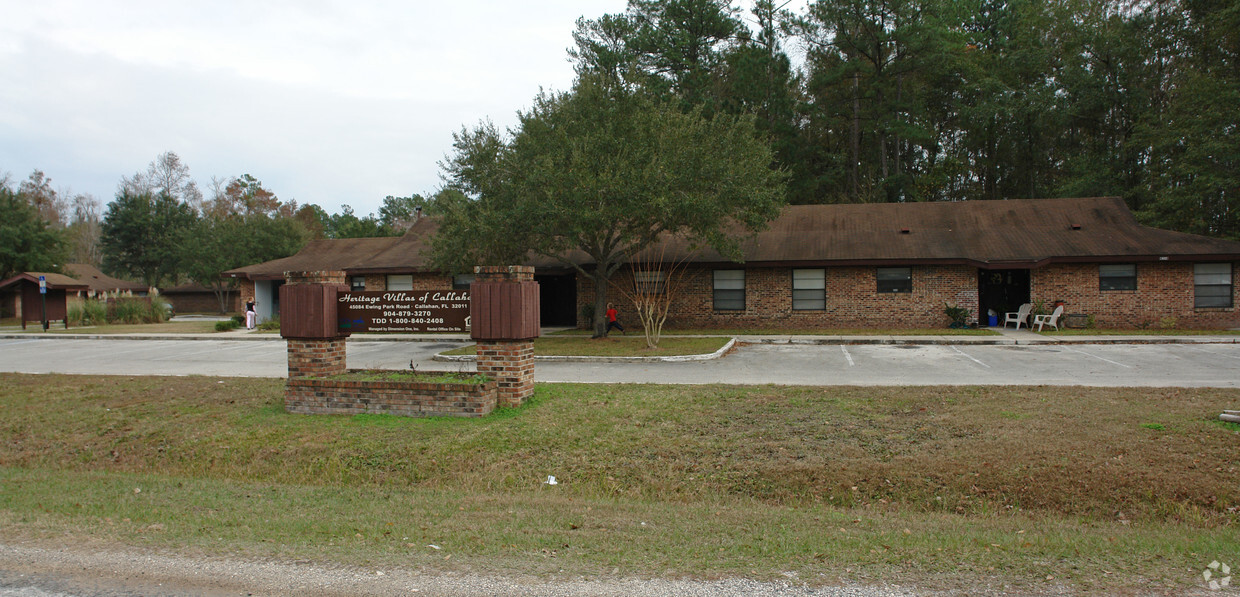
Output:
[
  {"xmin": 442, "ymin": 335, "xmax": 732, "ymax": 357},
  {"xmin": 1, "ymin": 373, "xmax": 1236, "ymax": 593},
  {"xmin": 31, "ymin": 321, "xmax": 224, "ymax": 334},
  {"xmin": 553, "ymin": 327, "xmax": 1000, "ymax": 336}
]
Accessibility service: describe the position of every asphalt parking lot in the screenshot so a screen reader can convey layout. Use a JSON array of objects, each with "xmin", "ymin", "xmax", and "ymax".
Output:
[{"xmin": 2, "ymin": 336, "xmax": 1239, "ymax": 387}]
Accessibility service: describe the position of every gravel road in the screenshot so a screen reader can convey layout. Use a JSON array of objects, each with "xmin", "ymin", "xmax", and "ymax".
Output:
[{"xmin": 0, "ymin": 543, "xmax": 1023, "ymax": 597}]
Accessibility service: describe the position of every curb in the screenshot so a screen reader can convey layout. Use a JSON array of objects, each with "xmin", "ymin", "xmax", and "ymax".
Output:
[
  {"xmin": 435, "ymin": 338, "xmax": 738, "ymax": 363},
  {"xmin": 3, "ymin": 333, "xmax": 1236, "ymax": 347}
]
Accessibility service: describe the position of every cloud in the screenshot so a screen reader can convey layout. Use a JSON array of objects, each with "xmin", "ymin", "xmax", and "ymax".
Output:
[{"xmin": 0, "ymin": 0, "xmax": 627, "ymax": 215}]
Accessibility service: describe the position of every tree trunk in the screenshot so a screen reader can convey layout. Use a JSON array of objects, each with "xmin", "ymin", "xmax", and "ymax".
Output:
[
  {"xmin": 213, "ymin": 283, "xmax": 230, "ymax": 314},
  {"xmin": 591, "ymin": 270, "xmax": 610, "ymax": 338},
  {"xmin": 851, "ymin": 71, "xmax": 861, "ymax": 201}
]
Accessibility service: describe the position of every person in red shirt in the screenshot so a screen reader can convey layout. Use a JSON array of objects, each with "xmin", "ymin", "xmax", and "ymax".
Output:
[{"xmin": 605, "ymin": 302, "xmax": 625, "ymax": 335}]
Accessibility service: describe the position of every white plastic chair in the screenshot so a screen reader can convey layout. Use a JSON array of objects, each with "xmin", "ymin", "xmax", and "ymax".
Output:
[
  {"xmin": 1033, "ymin": 305, "xmax": 1065, "ymax": 332},
  {"xmin": 1003, "ymin": 303, "xmax": 1032, "ymax": 329}
]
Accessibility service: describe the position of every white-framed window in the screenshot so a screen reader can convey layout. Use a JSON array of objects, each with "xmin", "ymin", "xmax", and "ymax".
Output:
[
  {"xmin": 792, "ymin": 269, "xmax": 825, "ymax": 310},
  {"xmin": 1099, "ymin": 264, "xmax": 1137, "ymax": 291},
  {"xmin": 452, "ymin": 274, "xmax": 475, "ymax": 290},
  {"xmin": 713, "ymin": 269, "xmax": 745, "ymax": 310},
  {"xmin": 877, "ymin": 267, "xmax": 912, "ymax": 293},
  {"xmin": 1194, "ymin": 263, "xmax": 1233, "ymax": 308},
  {"xmin": 350, "ymin": 276, "xmax": 366, "ymax": 291},
  {"xmin": 386, "ymin": 274, "xmax": 413, "ymax": 291},
  {"xmin": 633, "ymin": 270, "xmax": 666, "ymax": 295}
]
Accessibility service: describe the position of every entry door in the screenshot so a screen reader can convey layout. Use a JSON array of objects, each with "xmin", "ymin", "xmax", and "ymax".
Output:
[
  {"xmin": 978, "ymin": 269, "xmax": 1030, "ymax": 321},
  {"xmin": 535, "ymin": 275, "xmax": 578, "ymax": 327}
]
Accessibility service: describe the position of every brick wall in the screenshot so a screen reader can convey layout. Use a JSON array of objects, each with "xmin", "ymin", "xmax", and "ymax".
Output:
[
  {"xmin": 164, "ymin": 290, "xmax": 237, "ymax": 314},
  {"xmin": 285, "ymin": 374, "xmax": 496, "ymax": 417},
  {"xmin": 1032, "ymin": 262, "xmax": 1238, "ymax": 328},
  {"xmin": 286, "ymin": 338, "xmax": 347, "ymax": 378},
  {"xmin": 578, "ymin": 265, "xmax": 979, "ymax": 329},
  {"xmin": 239, "ymin": 279, "xmax": 255, "ymax": 307},
  {"xmin": 475, "ymin": 340, "xmax": 535, "ymax": 407}
]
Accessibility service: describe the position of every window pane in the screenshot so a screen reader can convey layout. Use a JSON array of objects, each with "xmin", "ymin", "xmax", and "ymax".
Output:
[
  {"xmin": 714, "ymin": 269, "xmax": 744, "ymax": 289},
  {"xmin": 1195, "ymin": 292, "xmax": 1232, "ymax": 308},
  {"xmin": 876, "ymin": 267, "xmax": 911, "ymax": 293},
  {"xmin": 1195, "ymin": 263, "xmax": 1233, "ymax": 308},
  {"xmin": 1195, "ymin": 263, "xmax": 1231, "ymax": 277},
  {"xmin": 1190, "ymin": 263, "xmax": 1230, "ymax": 307},
  {"xmin": 792, "ymin": 269, "xmax": 825, "ymax": 288},
  {"xmin": 1099, "ymin": 264, "xmax": 1136, "ymax": 291},
  {"xmin": 713, "ymin": 270, "xmax": 745, "ymax": 310},
  {"xmin": 386, "ymin": 275, "xmax": 413, "ymax": 291},
  {"xmin": 792, "ymin": 289, "xmax": 824, "ymax": 310},
  {"xmin": 1099, "ymin": 264, "xmax": 1135, "ymax": 277},
  {"xmin": 634, "ymin": 271, "xmax": 665, "ymax": 294},
  {"xmin": 452, "ymin": 274, "xmax": 475, "ymax": 290},
  {"xmin": 350, "ymin": 276, "xmax": 365, "ymax": 291},
  {"xmin": 714, "ymin": 290, "xmax": 745, "ymax": 310}
]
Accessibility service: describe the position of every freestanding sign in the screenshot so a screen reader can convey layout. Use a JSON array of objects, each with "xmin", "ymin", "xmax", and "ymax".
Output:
[
  {"xmin": 337, "ymin": 290, "xmax": 470, "ymax": 333},
  {"xmin": 38, "ymin": 275, "xmax": 47, "ymax": 331}
]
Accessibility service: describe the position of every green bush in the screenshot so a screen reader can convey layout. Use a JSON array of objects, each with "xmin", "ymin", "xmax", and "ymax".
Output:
[
  {"xmin": 151, "ymin": 296, "xmax": 173, "ymax": 323},
  {"xmin": 67, "ymin": 299, "xmax": 107, "ymax": 326},
  {"xmin": 231, "ymin": 315, "xmax": 246, "ymax": 326},
  {"xmin": 257, "ymin": 316, "xmax": 280, "ymax": 331},
  {"xmin": 67, "ymin": 295, "xmax": 170, "ymax": 326},
  {"xmin": 944, "ymin": 302, "xmax": 971, "ymax": 328},
  {"xmin": 108, "ymin": 298, "xmax": 150, "ymax": 324},
  {"xmin": 215, "ymin": 320, "xmax": 239, "ymax": 332}
]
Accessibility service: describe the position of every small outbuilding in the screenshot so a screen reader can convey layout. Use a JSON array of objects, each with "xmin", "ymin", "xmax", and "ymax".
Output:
[{"xmin": 0, "ymin": 272, "xmax": 89, "ymax": 330}]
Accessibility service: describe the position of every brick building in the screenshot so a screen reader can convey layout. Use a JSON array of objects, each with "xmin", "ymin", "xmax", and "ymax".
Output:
[{"xmin": 225, "ymin": 197, "xmax": 1240, "ymax": 330}]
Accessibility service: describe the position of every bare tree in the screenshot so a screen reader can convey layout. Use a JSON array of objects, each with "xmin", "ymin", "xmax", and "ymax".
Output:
[
  {"xmin": 18, "ymin": 169, "xmax": 66, "ymax": 227},
  {"xmin": 611, "ymin": 244, "xmax": 693, "ymax": 349},
  {"xmin": 119, "ymin": 151, "xmax": 203, "ymax": 212},
  {"xmin": 67, "ymin": 193, "xmax": 103, "ymax": 265}
]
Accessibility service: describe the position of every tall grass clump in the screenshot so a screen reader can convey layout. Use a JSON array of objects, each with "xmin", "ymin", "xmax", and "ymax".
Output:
[
  {"xmin": 67, "ymin": 291, "xmax": 172, "ymax": 326},
  {"xmin": 66, "ymin": 298, "xmax": 107, "ymax": 326},
  {"xmin": 107, "ymin": 298, "xmax": 149, "ymax": 324}
]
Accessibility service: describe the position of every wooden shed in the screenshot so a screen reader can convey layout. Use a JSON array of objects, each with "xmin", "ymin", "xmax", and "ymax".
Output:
[{"xmin": 0, "ymin": 272, "xmax": 88, "ymax": 330}]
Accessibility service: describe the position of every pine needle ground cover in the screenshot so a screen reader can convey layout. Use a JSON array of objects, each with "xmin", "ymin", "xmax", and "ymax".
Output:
[{"xmin": 1, "ymin": 373, "xmax": 1236, "ymax": 593}]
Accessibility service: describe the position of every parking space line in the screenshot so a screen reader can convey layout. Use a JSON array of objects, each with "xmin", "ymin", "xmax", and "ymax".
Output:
[
  {"xmin": 840, "ymin": 345, "xmax": 855, "ymax": 367},
  {"xmin": 950, "ymin": 345, "xmax": 990, "ymax": 368},
  {"xmin": 1063, "ymin": 346, "xmax": 1131, "ymax": 368}
]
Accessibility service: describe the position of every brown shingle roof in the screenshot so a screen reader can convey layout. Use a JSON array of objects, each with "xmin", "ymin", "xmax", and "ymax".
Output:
[
  {"xmin": 226, "ymin": 198, "xmax": 1240, "ymax": 277},
  {"xmin": 0, "ymin": 272, "xmax": 89, "ymax": 291},
  {"xmin": 223, "ymin": 236, "xmax": 399, "ymax": 280},
  {"xmin": 64, "ymin": 264, "xmax": 148, "ymax": 293},
  {"xmin": 650, "ymin": 197, "xmax": 1240, "ymax": 267}
]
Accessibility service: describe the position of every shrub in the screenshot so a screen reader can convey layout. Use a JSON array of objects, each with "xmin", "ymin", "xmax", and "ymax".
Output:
[
  {"xmin": 257, "ymin": 316, "xmax": 280, "ymax": 331},
  {"xmin": 215, "ymin": 320, "xmax": 239, "ymax": 332},
  {"xmin": 231, "ymin": 315, "xmax": 246, "ymax": 326},
  {"xmin": 150, "ymin": 295, "xmax": 173, "ymax": 323},
  {"xmin": 944, "ymin": 302, "xmax": 971, "ymax": 328},
  {"xmin": 67, "ymin": 299, "xmax": 107, "ymax": 326}
]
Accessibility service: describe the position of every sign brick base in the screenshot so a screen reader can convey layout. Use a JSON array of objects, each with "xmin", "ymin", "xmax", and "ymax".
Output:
[
  {"xmin": 475, "ymin": 339, "xmax": 535, "ymax": 407},
  {"xmin": 286, "ymin": 338, "xmax": 347, "ymax": 378}
]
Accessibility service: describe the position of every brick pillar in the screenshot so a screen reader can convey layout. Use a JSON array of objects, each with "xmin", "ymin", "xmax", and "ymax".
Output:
[
  {"xmin": 472, "ymin": 266, "xmax": 539, "ymax": 407},
  {"xmin": 282, "ymin": 270, "xmax": 348, "ymax": 379}
]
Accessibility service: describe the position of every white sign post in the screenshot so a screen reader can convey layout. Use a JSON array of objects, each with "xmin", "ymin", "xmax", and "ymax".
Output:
[{"xmin": 38, "ymin": 275, "xmax": 48, "ymax": 331}]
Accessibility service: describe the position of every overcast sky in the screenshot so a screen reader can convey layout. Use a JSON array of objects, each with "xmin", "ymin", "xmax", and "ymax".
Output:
[{"xmin": 1, "ymin": 0, "xmax": 643, "ymax": 217}]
